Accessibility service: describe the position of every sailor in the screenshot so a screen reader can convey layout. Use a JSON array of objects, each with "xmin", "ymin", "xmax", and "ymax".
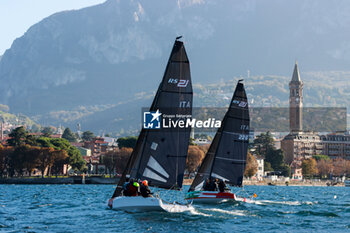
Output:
[
  {"xmin": 123, "ymin": 178, "xmax": 139, "ymax": 196},
  {"xmin": 218, "ymin": 179, "xmax": 227, "ymax": 193},
  {"xmin": 208, "ymin": 178, "xmax": 218, "ymax": 191},
  {"xmin": 140, "ymin": 180, "xmax": 153, "ymax": 198},
  {"xmin": 122, "ymin": 181, "xmax": 130, "ymax": 196},
  {"xmin": 129, "ymin": 181, "xmax": 140, "ymax": 196},
  {"xmin": 202, "ymin": 178, "xmax": 211, "ymax": 191},
  {"xmin": 122, "ymin": 178, "xmax": 132, "ymax": 196}
]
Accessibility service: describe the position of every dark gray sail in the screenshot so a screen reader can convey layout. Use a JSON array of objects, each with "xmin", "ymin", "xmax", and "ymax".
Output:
[
  {"xmin": 188, "ymin": 80, "xmax": 249, "ymax": 192},
  {"xmin": 112, "ymin": 38, "xmax": 192, "ymax": 198}
]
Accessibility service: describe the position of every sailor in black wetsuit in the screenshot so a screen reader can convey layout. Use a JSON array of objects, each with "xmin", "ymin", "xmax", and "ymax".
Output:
[
  {"xmin": 218, "ymin": 179, "xmax": 227, "ymax": 193},
  {"xmin": 140, "ymin": 180, "xmax": 152, "ymax": 197},
  {"xmin": 122, "ymin": 178, "xmax": 132, "ymax": 196},
  {"xmin": 202, "ymin": 178, "xmax": 211, "ymax": 191},
  {"xmin": 207, "ymin": 178, "xmax": 218, "ymax": 191}
]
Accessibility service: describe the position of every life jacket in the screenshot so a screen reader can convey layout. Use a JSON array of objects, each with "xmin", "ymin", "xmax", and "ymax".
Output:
[{"xmin": 128, "ymin": 183, "xmax": 138, "ymax": 196}]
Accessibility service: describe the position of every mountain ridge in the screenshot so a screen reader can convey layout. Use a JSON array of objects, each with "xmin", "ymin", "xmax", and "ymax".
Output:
[{"xmin": 1, "ymin": 0, "xmax": 350, "ymax": 134}]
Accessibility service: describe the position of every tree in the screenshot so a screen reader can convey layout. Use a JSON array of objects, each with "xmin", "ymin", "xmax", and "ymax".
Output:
[
  {"xmin": 36, "ymin": 137, "xmax": 54, "ymax": 148},
  {"xmin": 3, "ymin": 146, "xmax": 15, "ymax": 177},
  {"xmin": 0, "ymin": 145, "xmax": 13, "ymax": 177},
  {"xmin": 278, "ymin": 164, "xmax": 291, "ymax": 177},
  {"xmin": 25, "ymin": 134, "xmax": 39, "ymax": 146},
  {"xmin": 302, "ymin": 158, "xmax": 318, "ymax": 178},
  {"xmin": 264, "ymin": 161, "xmax": 273, "ymax": 172},
  {"xmin": 41, "ymin": 127, "xmax": 54, "ymax": 137},
  {"xmin": 198, "ymin": 144, "xmax": 210, "ymax": 154},
  {"xmin": 51, "ymin": 150, "xmax": 68, "ymax": 177},
  {"xmin": 11, "ymin": 145, "xmax": 29, "ymax": 176},
  {"xmin": 117, "ymin": 136, "xmax": 137, "ymax": 149},
  {"xmin": 36, "ymin": 137, "xmax": 85, "ymax": 171},
  {"xmin": 252, "ymin": 132, "xmax": 291, "ymax": 176},
  {"xmin": 36, "ymin": 147, "xmax": 55, "ymax": 178},
  {"xmin": 102, "ymin": 151, "xmax": 118, "ymax": 177},
  {"xmin": 62, "ymin": 128, "xmax": 77, "ymax": 142},
  {"xmin": 265, "ymin": 148, "xmax": 284, "ymax": 171},
  {"xmin": 244, "ymin": 153, "xmax": 258, "ymax": 178},
  {"xmin": 313, "ymin": 154, "xmax": 330, "ymax": 162},
  {"xmin": 7, "ymin": 126, "xmax": 27, "ymax": 147},
  {"xmin": 186, "ymin": 145, "xmax": 205, "ymax": 176},
  {"xmin": 0, "ymin": 145, "xmax": 5, "ymax": 177},
  {"xmin": 332, "ymin": 158, "xmax": 349, "ymax": 177},
  {"xmin": 189, "ymin": 137, "xmax": 197, "ymax": 145},
  {"xmin": 253, "ymin": 132, "xmax": 274, "ymax": 155},
  {"xmin": 22, "ymin": 145, "xmax": 40, "ymax": 176},
  {"xmin": 115, "ymin": 148, "xmax": 133, "ymax": 173},
  {"xmin": 49, "ymin": 138, "xmax": 85, "ymax": 171},
  {"xmin": 82, "ymin": 131, "xmax": 95, "ymax": 142},
  {"xmin": 317, "ymin": 159, "xmax": 333, "ymax": 178}
]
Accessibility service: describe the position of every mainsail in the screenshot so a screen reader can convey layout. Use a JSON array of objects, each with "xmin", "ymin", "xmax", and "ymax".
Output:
[
  {"xmin": 188, "ymin": 80, "xmax": 250, "ymax": 192},
  {"xmin": 112, "ymin": 38, "xmax": 193, "ymax": 198}
]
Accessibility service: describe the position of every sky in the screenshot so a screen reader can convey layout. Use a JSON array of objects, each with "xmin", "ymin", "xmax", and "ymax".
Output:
[{"xmin": 0, "ymin": 0, "xmax": 106, "ymax": 55}]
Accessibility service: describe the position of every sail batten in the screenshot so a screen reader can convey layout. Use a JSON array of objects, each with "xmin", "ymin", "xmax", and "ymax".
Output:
[
  {"xmin": 112, "ymin": 39, "xmax": 192, "ymax": 198},
  {"xmin": 189, "ymin": 81, "xmax": 250, "ymax": 191}
]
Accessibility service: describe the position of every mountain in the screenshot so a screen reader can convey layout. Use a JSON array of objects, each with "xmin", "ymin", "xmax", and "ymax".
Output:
[{"xmin": 1, "ymin": 0, "xmax": 350, "ymax": 134}]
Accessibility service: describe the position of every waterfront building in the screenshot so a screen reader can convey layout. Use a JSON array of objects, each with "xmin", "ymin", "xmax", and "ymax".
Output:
[
  {"xmin": 290, "ymin": 159, "xmax": 303, "ymax": 180},
  {"xmin": 254, "ymin": 155, "xmax": 264, "ymax": 180},
  {"xmin": 83, "ymin": 137, "xmax": 108, "ymax": 155},
  {"xmin": 320, "ymin": 133, "xmax": 350, "ymax": 160},
  {"xmin": 281, "ymin": 63, "xmax": 350, "ymax": 164},
  {"xmin": 77, "ymin": 147, "xmax": 92, "ymax": 156},
  {"xmin": 282, "ymin": 132, "xmax": 322, "ymax": 164}
]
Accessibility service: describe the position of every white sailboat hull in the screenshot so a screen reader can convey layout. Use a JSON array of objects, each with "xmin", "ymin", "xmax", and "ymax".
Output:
[{"xmin": 108, "ymin": 196, "xmax": 194, "ymax": 213}]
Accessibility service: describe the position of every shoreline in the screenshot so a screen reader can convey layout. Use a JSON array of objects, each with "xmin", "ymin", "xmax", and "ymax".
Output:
[
  {"xmin": 0, "ymin": 177, "xmax": 345, "ymax": 186},
  {"xmin": 182, "ymin": 179, "xmax": 345, "ymax": 187},
  {"xmin": 0, "ymin": 176, "xmax": 119, "ymax": 185}
]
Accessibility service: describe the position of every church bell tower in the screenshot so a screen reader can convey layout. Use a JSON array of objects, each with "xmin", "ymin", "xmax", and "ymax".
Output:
[{"xmin": 289, "ymin": 62, "xmax": 303, "ymax": 133}]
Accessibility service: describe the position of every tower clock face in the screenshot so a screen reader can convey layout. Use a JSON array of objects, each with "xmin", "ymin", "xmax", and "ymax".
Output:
[{"xmin": 296, "ymin": 97, "xmax": 300, "ymax": 102}]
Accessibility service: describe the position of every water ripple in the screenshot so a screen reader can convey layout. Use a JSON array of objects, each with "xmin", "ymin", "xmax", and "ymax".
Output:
[{"xmin": 1, "ymin": 185, "xmax": 349, "ymax": 232}]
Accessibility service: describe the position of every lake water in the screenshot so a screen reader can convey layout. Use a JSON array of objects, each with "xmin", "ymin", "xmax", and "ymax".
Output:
[{"xmin": 0, "ymin": 185, "xmax": 349, "ymax": 232}]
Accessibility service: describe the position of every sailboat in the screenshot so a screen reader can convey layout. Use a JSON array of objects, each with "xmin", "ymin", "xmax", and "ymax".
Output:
[
  {"xmin": 185, "ymin": 80, "xmax": 251, "ymax": 203},
  {"xmin": 108, "ymin": 37, "xmax": 194, "ymax": 212}
]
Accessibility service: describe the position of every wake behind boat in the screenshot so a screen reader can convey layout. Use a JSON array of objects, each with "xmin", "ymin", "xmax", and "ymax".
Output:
[
  {"xmin": 108, "ymin": 37, "xmax": 193, "ymax": 213},
  {"xmin": 186, "ymin": 80, "xmax": 251, "ymax": 204}
]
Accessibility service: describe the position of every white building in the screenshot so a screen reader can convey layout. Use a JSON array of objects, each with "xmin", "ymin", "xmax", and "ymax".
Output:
[{"xmin": 254, "ymin": 155, "xmax": 264, "ymax": 180}]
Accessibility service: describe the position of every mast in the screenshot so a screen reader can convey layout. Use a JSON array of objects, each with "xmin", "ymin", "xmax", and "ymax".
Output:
[
  {"xmin": 112, "ymin": 37, "xmax": 193, "ymax": 198},
  {"xmin": 188, "ymin": 80, "xmax": 250, "ymax": 191}
]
